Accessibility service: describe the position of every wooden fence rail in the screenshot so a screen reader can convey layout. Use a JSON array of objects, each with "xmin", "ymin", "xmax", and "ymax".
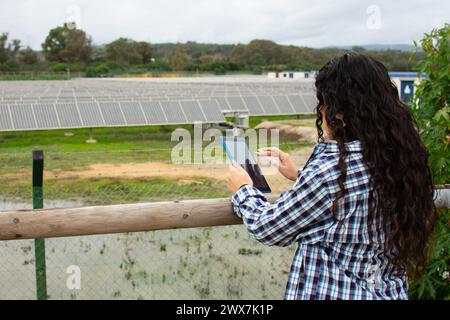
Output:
[{"xmin": 0, "ymin": 188, "xmax": 448, "ymax": 241}]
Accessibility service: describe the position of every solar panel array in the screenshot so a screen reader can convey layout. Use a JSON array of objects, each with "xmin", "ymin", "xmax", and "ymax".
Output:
[{"xmin": 0, "ymin": 79, "xmax": 316, "ymax": 131}]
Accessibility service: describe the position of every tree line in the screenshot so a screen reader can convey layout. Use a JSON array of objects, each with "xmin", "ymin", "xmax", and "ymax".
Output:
[{"xmin": 0, "ymin": 23, "xmax": 423, "ymax": 77}]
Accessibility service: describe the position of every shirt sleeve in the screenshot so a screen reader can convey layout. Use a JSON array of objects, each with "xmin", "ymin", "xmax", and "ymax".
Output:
[{"xmin": 231, "ymin": 166, "xmax": 332, "ymax": 247}]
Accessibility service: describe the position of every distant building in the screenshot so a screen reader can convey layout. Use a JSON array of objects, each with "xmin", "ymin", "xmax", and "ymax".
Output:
[
  {"xmin": 388, "ymin": 72, "xmax": 426, "ymax": 103},
  {"xmin": 268, "ymin": 71, "xmax": 317, "ymax": 80},
  {"xmin": 267, "ymin": 70, "xmax": 425, "ymax": 104}
]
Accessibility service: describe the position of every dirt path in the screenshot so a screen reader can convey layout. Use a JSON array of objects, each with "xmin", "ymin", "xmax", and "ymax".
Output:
[
  {"xmin": 4, "ymin": 146, "xmax": 313, "ymax": 184},
  {"xmin": 47, "ymin": 162, "xmax": 229, "ymax": 180},
  {"xmin": 44, "ymin": 147, "xmax": 312, "ymax": 179}
]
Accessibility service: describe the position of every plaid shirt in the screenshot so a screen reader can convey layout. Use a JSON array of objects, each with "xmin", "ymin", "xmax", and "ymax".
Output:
[{"xmin": 231, "ymin": 140, "xmax": 408, "ymax": 300}]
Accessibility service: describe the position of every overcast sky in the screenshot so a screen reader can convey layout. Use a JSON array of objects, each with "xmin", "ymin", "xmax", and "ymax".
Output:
[{"xmin": 1, "ymin": 0, "xmax": 449, "ymax": 49}]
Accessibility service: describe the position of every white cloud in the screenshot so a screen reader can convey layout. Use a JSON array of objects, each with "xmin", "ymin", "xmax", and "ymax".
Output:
[{"xmin": 0, "ymin": 0, "xmax": 449, "ymax": 49}]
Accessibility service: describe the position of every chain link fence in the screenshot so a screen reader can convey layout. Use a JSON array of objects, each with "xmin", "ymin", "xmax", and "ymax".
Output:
[{"xmin": 0, "ymin": 144, "xmax": 312, "ymax": 299}]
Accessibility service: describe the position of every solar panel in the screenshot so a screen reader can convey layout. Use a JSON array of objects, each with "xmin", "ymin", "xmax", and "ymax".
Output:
[
  {"xmin": 10, "ymin": 104, "xmax": 36, "ymax": 129},
  {"xmin": 273, "ymin": 96, "xmax": 295, "ymax": 114},
  {"xmin": 33, "ymin": 103, "xmax": 60, "ymax": 128},
  {"xmin": 214, "ymin": 97, "xmax": 231, "ymax": 111},
  {"xmin": 242, "ymin": 96, "xmax": 264, "ymax": 115},
  {"xmin": 98, "ymin": 102, "xmax": 126, "ymax": 126},
  {"xmin": 301, "ymin": 95, "xmax": 317, "ymax": 113},
  {"xmin": 199, "ymin": 100, "xmax": 225, "ymax": 122},
  {"xmin": 78, "ymin": 102, "xmax": 105, "ymax": 126},
  {"xmin": 140, "ymin": 101, "xmax": 167, "ymax": 124},
  {"xmin": 56, "ymin": 103, "xmax": 82, "ymax": 128},
  {"xmin": 120, "ymin": 101, "xmax": 146, "ymax": 125},
  {"xmin": 288, "ymin": 95, "xmax": 309, "ymax": 113},
  {"xmin": 257, "ymin": 96, "xmax": 279, "ymax": 115},
  {"xmin": 0, "ymin": 104, "xmax": 13, "ymax": 130},
  {"xmin": 160, "ymin": 101, "xmax": 187, "ymax": 124},
  {"xmin": 180, "ymin": 101, "xmax": 207, "ymax": 122},
  {"xmin": 226, "ymin": 97, "xmax": 247, "ymax": 111},
  {"xmin": 0, "ymin": 79, "xmax": 317, "ymax": 131}
]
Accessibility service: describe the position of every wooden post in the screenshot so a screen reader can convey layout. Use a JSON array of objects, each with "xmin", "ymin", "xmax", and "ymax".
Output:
[{"xmin": 32, "ymin": 150, "xmax": 47, "ymax": 300}]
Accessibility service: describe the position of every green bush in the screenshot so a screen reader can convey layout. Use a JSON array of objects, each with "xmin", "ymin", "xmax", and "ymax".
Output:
[
  {"xmin": 251, "ymin": 66, "xmax": 263, "ymax": 75},
  {"xmin": 409, "ymin": 23, "xmax": 449, "ymax": 300},
  {"xmin": 146, "ymin": 60, "xmax": 172, "ymax": 71},
  {"xmin": 105, "ymin": 60, "xmax": 125, "ymax": 71},
  {"xmin": 52, "ymin": 63, "xmax": 67, "ymax": 72},
  {"xmin": 96, "ymin": 63, "xmax": 110, "ymax": 74},
  {"xmin": 213, "ymin": 65, "xmax": 226, "ymax": 75},
  {"xmin": 0, "ymin": 61, "xmax": 20, "ymax": 71},
  {"xmin": 85, "ymin": 63, "xmax": 110, "ymax": 77}
]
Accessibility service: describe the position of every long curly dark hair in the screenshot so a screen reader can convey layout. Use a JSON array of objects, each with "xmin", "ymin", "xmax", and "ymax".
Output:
[{"xmin": 314, "ymin": 52, "xmax": 437, "ymax": 280}]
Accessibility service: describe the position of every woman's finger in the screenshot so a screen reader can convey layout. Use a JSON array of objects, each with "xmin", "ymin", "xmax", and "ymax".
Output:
[
  {"xmin": 257, "ymin": 147, "xmax": 280, "ymax": 156},
  {"xmin": 257, "ymin": 151, "xmax": 270, "ymax": 157},
  {"xmin": 258, "ymin": 147, "xmax": 279, "ymax": 152},
  {"xmin": 256, "ymin": 150, "xmax": 269, "ymax": 156}
]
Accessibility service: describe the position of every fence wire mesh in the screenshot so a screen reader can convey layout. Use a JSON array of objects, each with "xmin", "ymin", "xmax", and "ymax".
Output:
[{"xmin": 0, "ymin": 143, "xmax": 312, "ymax": 299}]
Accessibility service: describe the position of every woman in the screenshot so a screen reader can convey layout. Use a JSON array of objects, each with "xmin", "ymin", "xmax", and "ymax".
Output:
[{"xmin": 226, "ymin": 53, "xmax": 437, "ymax": 300}]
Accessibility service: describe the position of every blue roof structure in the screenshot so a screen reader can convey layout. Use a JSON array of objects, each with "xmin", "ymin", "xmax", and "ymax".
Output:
[{"xmin": 388, "ymin": 72, "xmax": 427, "ymax": 78}]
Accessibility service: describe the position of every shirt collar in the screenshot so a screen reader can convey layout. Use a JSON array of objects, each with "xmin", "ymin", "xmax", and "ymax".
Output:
[{"xmin": 316, "ymin": 140, "xmax": 363, "ymax": 154}]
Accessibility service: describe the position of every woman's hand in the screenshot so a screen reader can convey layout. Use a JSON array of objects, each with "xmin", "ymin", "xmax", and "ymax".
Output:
[
  {"xmin": 257, "ymin": 147, "xmax": 298, "ymax": 181},
  {"xmin": 227, "ymin": 163, "xmax": 253, "ymax": 193}
]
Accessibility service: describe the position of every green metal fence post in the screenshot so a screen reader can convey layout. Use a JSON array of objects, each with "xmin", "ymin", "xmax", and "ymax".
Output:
[{"xmin": 33, "ymin": 150, "xmax": 47, "ymax": 300}]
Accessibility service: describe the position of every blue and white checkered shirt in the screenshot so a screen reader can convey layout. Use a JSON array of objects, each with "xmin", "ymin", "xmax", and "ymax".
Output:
[{"xmin": 231, "ymin": 140, "xmax": 408, "ymax": 300}]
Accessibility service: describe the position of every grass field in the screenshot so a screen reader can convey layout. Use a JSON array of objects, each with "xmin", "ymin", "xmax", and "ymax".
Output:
[
  {"xmin": 0, "ymin": 75, "xmax": 71, "ymax": 81},
  {"xmin": 0, "ymin": 115, "xmax": 315, "ymax": 204}
]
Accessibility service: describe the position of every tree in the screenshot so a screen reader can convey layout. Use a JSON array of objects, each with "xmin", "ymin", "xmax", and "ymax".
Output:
[
  {"xmin": 10, "ymin": 39, "xmax": 21, "ymax": 61},
  {"xmin": 230, "ymin": 39, "xmax": 284, "ymax": 66},
  {"xmin": 0, "ymin": 33, "xmax": 21, "ymax": 63},
  {"xmin": 134, "ymin": 41, "xmax": 153, "ymax": 64},
  {"xmin": 169, "ymin": 49, "xmax": 190, "ymax": 71},
  {"xmin": 41, "ymin": 23, "xmax": 93, "ymax": 63},
  {"xmin": 409, "ymin": 23, "xmax": 449, "ymax": 300},
  {"xmin": 105, "ymin": 38, "xmax": 153, "ymax": 64},
  {"xmin": 19, "ymin": 47, "xmax": 39, "ymax": 64},
  {"xmin": 106, "ymin": 38, "xmax": 138, "ymax": 64},
  {"xmin": 229, "ymin": 44, "xmax": 247, "ymax": 64},
  {"xmin": 0, "ymin": 33, "xmax": 9, "ymax": 63}
]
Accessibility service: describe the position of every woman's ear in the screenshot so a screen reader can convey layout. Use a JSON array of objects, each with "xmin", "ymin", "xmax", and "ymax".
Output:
[{"xmin": 336, "ymin": 113, "xmax": 346, "ymax": 127}]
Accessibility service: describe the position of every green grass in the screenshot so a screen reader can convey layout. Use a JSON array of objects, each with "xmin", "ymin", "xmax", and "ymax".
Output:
[
  {"xmin": 225, "ymin": 114, "xmax": 315, "ymax": 129},
  {"xmin": 0, "ymin": 75, "xmax": 71, "ymax": 81},
  {"xmin": 0, "ymin": 116, "xmax": 314, "ymax": 151},
  {"xmin": 0, "ymin": 119, "xmax": 309, "ymax": 169},
  {"xmin": 266, "ymin": 118, "xmax": 317, "ymax": 128},
  {"xmin": 0, "ymin": 175, "xmax": 230, "ymax": 205},
  {"xmin": 248, "ymin": 114, "xmax": 315, "ymax": 128},
  {"xmin": 0, "ymin": 125, "xmax": 180, "ymax": 151},
  {"xmin": 0, "ymin": 125, "xmax": 188, "ymax": 170}
]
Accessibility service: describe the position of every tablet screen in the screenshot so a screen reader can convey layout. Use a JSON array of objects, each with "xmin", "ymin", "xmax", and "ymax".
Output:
[{"xmin": 221, "ymin": 136, "xmax": 271, "ymax": 193}]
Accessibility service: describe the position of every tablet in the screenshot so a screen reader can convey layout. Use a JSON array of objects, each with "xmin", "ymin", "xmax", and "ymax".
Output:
[{"xmin": 221, "ymin": 136, "xmax": 272, "ymax": 193}]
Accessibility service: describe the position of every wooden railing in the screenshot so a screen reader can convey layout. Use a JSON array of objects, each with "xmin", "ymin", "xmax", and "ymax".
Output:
[{"xmin": 0, "ymin": 188, "xmax": 448, "ymax": 241}]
